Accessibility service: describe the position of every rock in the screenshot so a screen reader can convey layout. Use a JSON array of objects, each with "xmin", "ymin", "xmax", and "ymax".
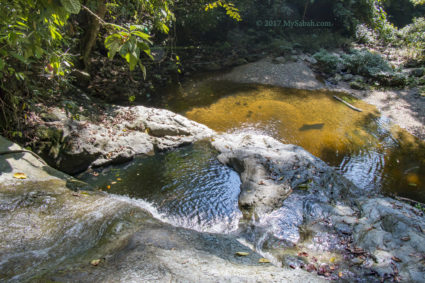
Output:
[
  {"xmin": 223, "ymin": 57, "xmax": 248, "ymax": 67},
  {"xmin": 70, "ymin": 69, "xmax": 90, "ymax": 87},
  {"xmin": 350, "ymin": 81, "xmax": 366, "ymax": 90},
  {"xmin": 211, "ymin": 132, "xmax": 425, "ymax": 282},
  {"xmin": 407, "ymin": 68, "xmax": 425, "ymax": 78},
  {"xmin": 374, "ymin": 71, "xmax": 407, "ymax": 87},
  {"xmin": 34, "ymin": 104, "xmax": 214, "ymax": 174},
  {"xmin": 40, "ymin": 112, "xmax": 60, "ymax": 122},
  {"xmin": 212, "ymin": 133, "xmax": 354, "ymax": 214},
  {"xmin": 304, "ymin": 55, "xmax": 318, "ymax": 65},
  {"xmin": 0, "ymin": 136, "xmax": 325, "ymax": 283},
  {"xmin": 203, "ymin": 62, "xmax": 221, "ymax": 71},
  {"xmin": 342, "ymin": 73, "xmax": 354, "ymax": 81},
  {"xmin": 290, "ymin": 55, "xmax": 298, "ymax": 62},
  {"xmin": 219, "ymin": 58, "xmax": 324, "ymax": 90},
  {"xmin": 272, "ymin": 56, "xmax": 286, "ymax": 64}
]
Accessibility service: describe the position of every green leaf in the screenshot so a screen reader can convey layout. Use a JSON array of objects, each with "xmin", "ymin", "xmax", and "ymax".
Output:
[
  {"xmin": 10, "ymin": 52, "xmax": 27, "ymax": 64},
  {"xmin": 60, "ymin": 0, "xmax": 81, "ymax": 14},
  {"xmin": 131, "ymin": 31, "xmax": 152, "ymax": 43},
  {"xmin": 0, "ymin": 58, "xmax": 5, "ymax": 71},
  {"xmin": 139, "ymin": 62, "xmax": 146, "ymax": 80}
]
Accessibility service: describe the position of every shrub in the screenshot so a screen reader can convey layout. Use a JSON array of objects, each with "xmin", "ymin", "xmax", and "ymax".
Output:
[
  {"xmin": 341, "ymin": 49, "xmax": 392, "ymax": 77},
  {"xmin": 312, "ymin": 49, "xmax": 342, "ymax": 74},
  {"xmin": 397, "ymin": 17, "xmax": 425, "ymax": 60}
]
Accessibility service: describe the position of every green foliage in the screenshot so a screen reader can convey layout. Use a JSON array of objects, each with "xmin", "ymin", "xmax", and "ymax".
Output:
[
  {"xmin": 341, "ymin": 49, "xmax": 392, "ymax": 77},
  {"xmin": 397, "ymin": 17, "xmax": 425, "ymax": 59},
  {"xmin": 60, "ymin": 0, "xmax": 81, "ymax": 14},
  {"xmin": 313, "ymin": 49, "xmax": 342, "ymax": 73},
  {"xmin": 411, "ymin": 0, "xmax": 425, "ymax": 5},
  {"xmin": 205, "ymin": 0, "xmax": 241, "ymax": 21}
]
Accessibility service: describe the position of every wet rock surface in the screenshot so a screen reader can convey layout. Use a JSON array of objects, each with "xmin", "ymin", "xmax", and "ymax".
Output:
[
  {"xmin": 212, "ymin": 133, "xmax": 425, "ymax": 282},
  {"xmin": 0, "ymin": 136, "xmax": 323, "ymax": 282},
  {"xmin": 2, "ymin": 128, "xmax": 425, "ymax": 281}
]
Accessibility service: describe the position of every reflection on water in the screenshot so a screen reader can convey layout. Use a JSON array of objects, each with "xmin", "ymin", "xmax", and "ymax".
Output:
[
  {"xmin": 79, "ymin": 142, "xmax": 242, "ymax": 233},
  {"xmin": 158, "ymin": 80, "xmax": 425, "ymax": 202}
]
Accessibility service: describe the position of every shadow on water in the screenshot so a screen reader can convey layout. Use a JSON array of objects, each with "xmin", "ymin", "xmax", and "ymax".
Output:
[{"xmin": 153, "ymin": 79, "xmax": 425, "ymax": 202}]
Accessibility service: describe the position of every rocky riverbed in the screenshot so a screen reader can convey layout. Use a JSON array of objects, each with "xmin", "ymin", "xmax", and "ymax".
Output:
[
  {"xmin": 2, "ymin": 55, "xmax": 425, "ymax": 282},
  {"xmin": 2, "ymin": 104, "xmax": 425, "ymax": 282}
]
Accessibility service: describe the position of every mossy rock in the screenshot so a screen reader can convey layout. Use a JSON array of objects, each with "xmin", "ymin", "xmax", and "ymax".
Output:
[
  {"xmin": 374, "ymin": 72, "xmax": 407, "ymax": 87},
  {"xmin": 36, "ymin": 127, "xmax": 63, "ymax": 142},
  {"xmin": 350, "ymin": 81, "xmax": 367, "ymax": 90}
]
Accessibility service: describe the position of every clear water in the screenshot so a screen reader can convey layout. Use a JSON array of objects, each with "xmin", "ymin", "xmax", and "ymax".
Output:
[
  {"xmin": 79, "ymin": 142, "xmax": 242, "ymax": 233},
  {"xmin": 154, "ymin": 79, "xmax": 425, "ymax": 202}
]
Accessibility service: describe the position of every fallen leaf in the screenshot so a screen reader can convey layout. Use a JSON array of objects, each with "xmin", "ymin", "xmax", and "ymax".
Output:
[
  {"xmin": 289, "ymin": 264, "xmax": 296, "ymax": 269},
  {"xmin": 338, "ymin": 271, "xmax": 343, "ymax": 277},
  {"xmin": 111, "ymin": 181, "xmax": 117, "ymax": 185},
  {"xmin": 235, "ymin": 252, "xmax": 249, "ymax": 256},
  {"xmin": 90, "ymin": 259, "xmax": 101, "ymax": 266},
  {"xmin": 258, "ymin": 258, "xmax": 271, "ymax": 263},
  {"xmin": 298, "ymin": 252, "xmax": 308, "ymax": 257},
  {"xmin": 306, "ymin": 263, "xmax": 317, "ymax": 272},
  {"xmin": 392, "ymin": 256, "xmax": 402, "ymax": 262},
  {"xmin": 401, "ymin": 236, "xmax": 410, "ymax": 241},
  {"xmin": 107, "ymin": 185, "xmax": 111, "ymax": 189},
  {"xmin": 117, "ymin": 178, "xmax": 122, "ymax": 181},
  {"xmin": 13, "ymin": 172, "xmax": 27, "ymax": 179},
  {"xmin": 330, "ymin": 257, "xmax": 336, "ymax": 263}
]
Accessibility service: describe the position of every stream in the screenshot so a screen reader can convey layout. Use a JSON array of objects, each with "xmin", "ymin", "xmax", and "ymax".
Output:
[
  {"xmin": 152, "ymin": 78, "xmax": 425, "ymax": 202},
  {"xmin": 76, "ymin": 77, "xmax": 425, "ymax": 279}
]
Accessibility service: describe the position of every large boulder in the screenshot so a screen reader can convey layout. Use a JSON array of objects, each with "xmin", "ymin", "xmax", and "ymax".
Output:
[
  {"xmin": 211, "ymin": 133, "xmax": 425, "ymax": 282},
  {"xmin": 34, "ymin": 105, "xmax": 214, "ymax": 174},
  {"xmin": 0, "ymin": 136, "xmax": 324, "ymax": 282}
]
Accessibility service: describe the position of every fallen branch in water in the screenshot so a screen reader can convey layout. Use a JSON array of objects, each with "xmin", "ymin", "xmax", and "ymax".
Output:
[{"xmin": 333, "ymin": 95, "xmax": 363, "ymax": 112}]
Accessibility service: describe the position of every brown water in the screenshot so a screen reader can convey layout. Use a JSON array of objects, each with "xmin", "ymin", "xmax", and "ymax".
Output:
[{"xmin": 155, "ymin": 80, "xmax": 425, "ymax": 202}]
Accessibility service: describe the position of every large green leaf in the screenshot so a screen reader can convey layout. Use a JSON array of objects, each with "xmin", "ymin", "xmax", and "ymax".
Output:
[{"xmin": 60, "ymin": 0, "xmax": 81, "ymax": 14}]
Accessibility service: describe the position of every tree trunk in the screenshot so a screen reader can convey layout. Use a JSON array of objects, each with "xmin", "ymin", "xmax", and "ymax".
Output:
[{"xmin": 81, "ymin": 0, "xmax": 107, "ymax": 70}]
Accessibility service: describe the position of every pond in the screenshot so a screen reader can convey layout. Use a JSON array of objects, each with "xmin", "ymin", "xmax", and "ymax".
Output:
[{"xmin": 152, "ymin": 78, "xmax": 425, "ymax": 203}]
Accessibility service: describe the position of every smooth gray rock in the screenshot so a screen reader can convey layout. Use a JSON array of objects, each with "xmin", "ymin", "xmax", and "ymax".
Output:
[
  {"xmin": 212, "ymin": 133, "xmax": 425, "ymax": 282},
  {"xmin": 38, "ymin": 105, "xmax": 214, "ymax": 174},
  {"xmin": 0, "ymin": 136, "xmax": 324, "ymax": 283}
]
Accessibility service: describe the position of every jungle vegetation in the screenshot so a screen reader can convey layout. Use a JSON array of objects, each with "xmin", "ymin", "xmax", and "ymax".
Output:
[{"xmin": 0, "ymin": 0, "xmax": 424, "ymax": 139}]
